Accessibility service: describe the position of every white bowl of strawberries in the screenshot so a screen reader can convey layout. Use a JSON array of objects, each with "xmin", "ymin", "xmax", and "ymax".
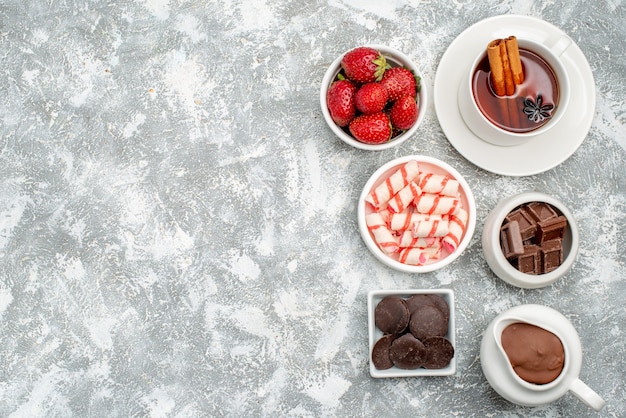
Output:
[{"xmin": 321, "ymin": 45, "xmax": 427, "ymax": 150}]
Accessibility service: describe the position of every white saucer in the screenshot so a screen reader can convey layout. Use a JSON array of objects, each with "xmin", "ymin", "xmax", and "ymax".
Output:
[{"xmin": 434, "ymin": 15, "xmax": 595, "ymax": 176}]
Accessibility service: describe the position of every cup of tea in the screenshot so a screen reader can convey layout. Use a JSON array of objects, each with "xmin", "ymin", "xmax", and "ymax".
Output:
[
  {"xmin": 458, "ymin": 36, "xmax": 572, "ymax": 146},
  {"xmin": 481, "ymin": 304, "xmax": 605, "ymax": 411}
]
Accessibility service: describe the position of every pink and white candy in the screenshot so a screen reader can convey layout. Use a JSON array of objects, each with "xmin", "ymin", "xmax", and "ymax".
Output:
[
  {"xmin": 365, "ymin": 212, "xmax": 399, "ymax": 254},
  {"xmin": 442, "ymin": 208, "xmax": 468, "ymax": 253},
  {"xmin": 365, "ymin": 160, "xmax": 419, "ymax": 210},
  {"xmin": 387, "ymin": 181, "xmax": 422, "ymax": 213},
  {"xmin": 388, "ymin": 213, "xmax": 445, "ymax": 232},
  {"xmin": 412, "ymin": 219, "xmax": 449, "ymax": 238},
  {"xmin": 398, "ymin": 246, "xmax": 442, "ymax": 266},
  {"xmin": 417, "ymin": 173, "xmax": 459, "ymax": 197},
  {"xmin": 363, "ymin": 159, "xmax": 470, "ymax": 267},
  {"xmin": 414, "ymin": 193, "xmax": 461, "ymax": 215},
  {"xmin": 398, "ymin": 231, "xmax": 440, "ymax": 249}
]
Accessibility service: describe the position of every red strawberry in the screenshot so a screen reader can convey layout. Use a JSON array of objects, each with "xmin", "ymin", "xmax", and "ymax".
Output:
[
  {"xmin": 349, "ymin": 112, "xmax": 392, "ymax": 144},
  {"xmin": 380, "ymin": 67, "xmax": 418, "ymax": 102},
  {"xmin": 355, "ymin": 82, "xmax": 388, "ymax": 114},
  {"xmin": 389, "ymin": 95, "xmax": 418, "ymax": 130},
  {"xmin": 326, "ymin": 78, "xmax": 357, "ymax": 127},
  {"xmin": 341, "ymin": 47, "xmax": 389, "ymax": 84}
]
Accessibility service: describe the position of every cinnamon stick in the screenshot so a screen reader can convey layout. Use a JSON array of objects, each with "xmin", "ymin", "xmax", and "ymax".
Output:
[
  {"xmin": 484, "ymin": 36, "xmax": 526, "ymax": 128},
  {"xmin": 487, "ymin": 40, "xmax": 506, "ymax": 96},
  {"xmin": 505, "ymin": 36, "xmax": 524, "ymax": 85},
  {"xmin": 500, "ymin": 41, "xmax": 515, "ymax": 96}
]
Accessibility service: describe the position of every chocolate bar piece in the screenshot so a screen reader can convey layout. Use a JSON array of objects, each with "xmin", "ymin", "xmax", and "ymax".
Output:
[
  {"xmin": 540, "ymin": 238, "xmax": 563, "ymax": 273},
  {"xmin": 536, "ymin": 215, "xmax": 568, "ymax": 244},
  {"xmin": 501, "ymin": 220, "xmax": 524, "ymax": 259},
  {"xmin": 526, "ymin": 202, "xmax": 558, "ymax": 223},
  {"xmin": 517, "ymin": 245, "xmax": 540, "ymax": 274},
  {"xmin": 505, "ymin": 207, "xmax": 537, "ymax": 241},
  {"xmin": 502, "ymin": 202, "xmax": 569, "ymax": 275}
]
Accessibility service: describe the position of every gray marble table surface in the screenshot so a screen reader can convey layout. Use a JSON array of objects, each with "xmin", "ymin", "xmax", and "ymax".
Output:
[{"xmin": 1, "ymin": 1, "xmax": 624, "ymax": 417}]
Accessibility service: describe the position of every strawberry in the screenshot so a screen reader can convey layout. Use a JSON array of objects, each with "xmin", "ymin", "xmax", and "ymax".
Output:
[
  {"xmin": 380, "ymin": 67, "xmax": 418, "ymax": 102},
  {"xmin": 389, "ymin": 95, "xmax": 418, "ymax": 130},
  {"xmin": 326, "ymin": 78, "xmax": 357, "ymax": 127},
  {"xmin": 349, "ymin": 112, "xmax": 392, "ymax": 144},
  {"xmin": 355, "ymin": 82, "xmax": 388, "ymax": 114},
  {"xmin": 341, "ymin": 47, "xmax": 389, "ymax": 84}
]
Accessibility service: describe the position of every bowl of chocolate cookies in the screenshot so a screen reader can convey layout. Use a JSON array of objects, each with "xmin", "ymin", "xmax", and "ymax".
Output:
[
  {"xmin": 368, "ymin": 289, "xmax": 455, "ymax": 377},
  {"xmin": 481, "ymin": 192, "xmax": 579, "ymax": 289}
]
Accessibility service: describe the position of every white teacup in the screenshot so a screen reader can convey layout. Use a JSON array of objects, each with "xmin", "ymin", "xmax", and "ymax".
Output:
[
  {"xmin": 482, "ymin": 304, "xmax": 605, "ymax": 411},
  {"xmin": 458, "ymin": 36, "xmax": 572, "ymax": 146}
]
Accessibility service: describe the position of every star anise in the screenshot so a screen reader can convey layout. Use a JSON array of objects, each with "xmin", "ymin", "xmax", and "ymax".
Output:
[{"xmin": 522, "ymin": 94, "xmax": 554, "ymax": 123}]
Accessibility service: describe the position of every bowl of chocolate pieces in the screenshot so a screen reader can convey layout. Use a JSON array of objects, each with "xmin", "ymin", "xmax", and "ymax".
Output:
[
  {"xmin": 481, "ymin": 192, "xmax": 579, "ymax": 289},
  {"xmin": 368, "ymin": 289, "xmax": 455, "ymax": 378}
]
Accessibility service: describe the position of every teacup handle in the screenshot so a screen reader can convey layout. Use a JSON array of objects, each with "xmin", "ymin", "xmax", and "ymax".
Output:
[
  {"xmin": 548, "ymin": 35, "xmax": 573, "ymax": 57},
  {"xmin": 568, "ymin": 378, "xmax": 605, "ymax": 411}
]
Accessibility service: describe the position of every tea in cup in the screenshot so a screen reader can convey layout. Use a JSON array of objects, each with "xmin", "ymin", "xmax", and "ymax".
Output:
[{"xmin": 458, "ymin": 36, "xmax": 572, "ymax": 146}]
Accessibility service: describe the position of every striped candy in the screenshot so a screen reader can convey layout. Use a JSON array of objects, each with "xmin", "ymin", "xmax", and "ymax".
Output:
[
  {"xmin": 414, "ymin": 193, "xmax": 461, "ymax": 215},
  {"xmin": 387, "ymin": 181, "xmax": 422, "ymax": 213},
  {"xmin": 442, "ymin": 208, "xmax": 469, "ymax": 253},
  {"xmin": 398, "ymin": 246, "xmax": 442, "ymax": 266},
  {"xmin": 365, "ymin": 160, "xmax": 420, "ymax": 210},
  {"xmin": 365, "ymin": 212, "xmax": 399, "ymax": 254},
  {"xmin": 417, "ymin": 173, "xmax": 459, "ymax": 196},
  {"xmin": 364, "ymin": 160, "xmax": 469, "ymax": 267},
  {"xmin": 398, "ymin": 231, "xmax": 440, "ymax": 249},
  {"xmin": 388, "ymin": 213, "xmax": 445, "ymax": 232},
  {"xmin": 411, "ymin": 219, "xmax": 449, "ymax": 238}
]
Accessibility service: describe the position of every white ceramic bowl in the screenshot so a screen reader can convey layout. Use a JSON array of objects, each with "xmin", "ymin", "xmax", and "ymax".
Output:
[
  {"xmin": 358, "ymin": 155, "xmax": 476, "ymax": 273},
  {"xmin": 481, "ymin": 192, "xmax": 579, "ymax": 288},
  {"xmin": 368, "ymin": 289, "xmax": 456, "ymax": 378},
  {"xmin": 320, "ymin": 45, "xmax": 427, "ymax": 151}
]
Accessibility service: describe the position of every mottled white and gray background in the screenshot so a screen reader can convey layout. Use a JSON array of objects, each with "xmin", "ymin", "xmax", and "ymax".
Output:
[{"xmin": 0, "ymin": 0, "xmax": 624, "ymax": 417}]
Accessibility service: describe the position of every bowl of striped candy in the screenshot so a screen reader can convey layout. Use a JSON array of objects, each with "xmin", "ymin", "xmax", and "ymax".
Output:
[{"xmin": 357, "ymin": 155, "xmax": 477, "ymax": 273}]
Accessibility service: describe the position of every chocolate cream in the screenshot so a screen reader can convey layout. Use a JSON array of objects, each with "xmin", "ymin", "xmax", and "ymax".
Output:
[{"xmin": 501, "ymin": 322, "xmax": 565, "ymax": 384}]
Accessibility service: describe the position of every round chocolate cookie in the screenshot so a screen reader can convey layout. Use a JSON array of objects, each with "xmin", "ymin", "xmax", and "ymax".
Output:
[
  {"xmin": 405, "ymin": 294, "xmax": 433, "ymax": 315},
  {"xmin": 375, "ymin": 296, "xmax": 410, "ymax": 334},
  {"xmin": 409, "ymin": 304, "xmax": 448, "ymax": 340},
  {"xmin": 371, "ymin": 334, "xmax": 395, "ymax": 370},
  {"xmin": 422, "ymin": 336, "xmax": 455, "ymax": 369},
  {"xmin": 426, "ymin": 294, "xmax": 450, "ymax": 322},
  {"xmin": 406, "ymin": 294, "xmax": 450, "ymax": 323},
  {"xmin": 389, "ymin": 333, "xmax": 426, "ymax": 369}
]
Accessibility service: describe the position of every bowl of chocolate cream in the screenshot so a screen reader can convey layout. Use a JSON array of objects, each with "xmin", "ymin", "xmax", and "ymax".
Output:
[
  {"xmin": 480, "ymin": 304, "xmax": 605, "ymax": 411},
  {"xmin": 482, "ymin": 192, "xmax": 579, "ymax": 288}
]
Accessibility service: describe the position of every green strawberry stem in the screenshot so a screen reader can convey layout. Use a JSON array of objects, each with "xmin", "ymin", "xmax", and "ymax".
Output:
[{"xmin": 374, "ymin": 55, "xmax": 390, "ymax": 81}]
